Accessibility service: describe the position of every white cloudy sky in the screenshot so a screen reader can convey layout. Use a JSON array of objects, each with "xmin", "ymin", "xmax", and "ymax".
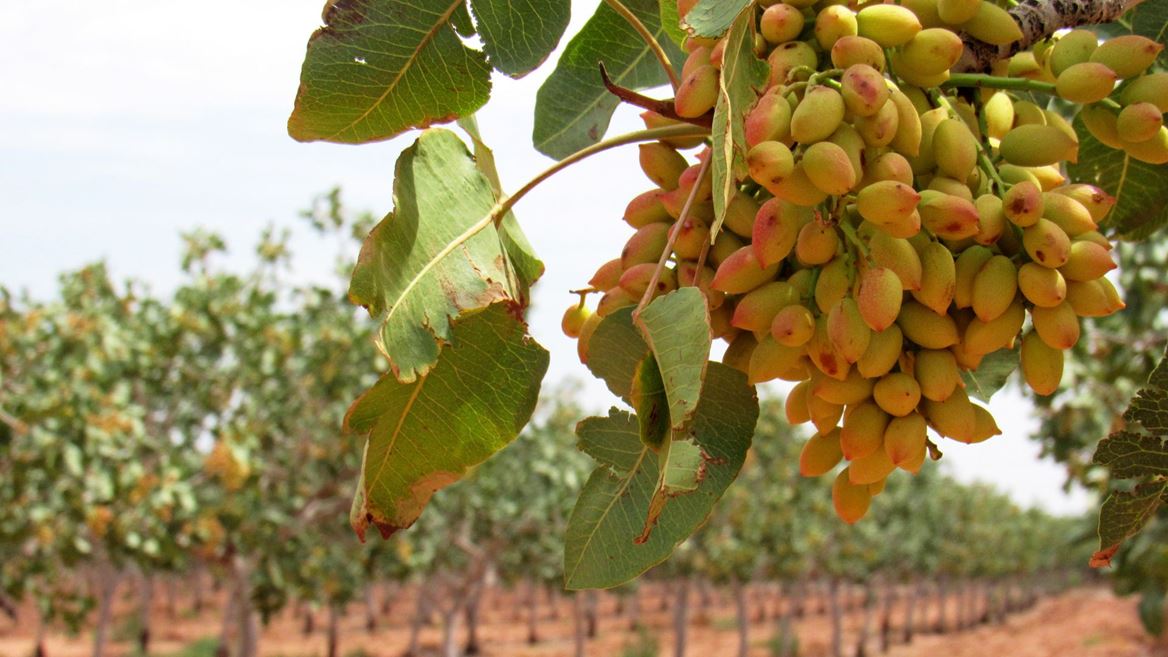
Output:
[{"xmin": 0, "ymin": 1, "xmax": 1092, "ymax": 514}]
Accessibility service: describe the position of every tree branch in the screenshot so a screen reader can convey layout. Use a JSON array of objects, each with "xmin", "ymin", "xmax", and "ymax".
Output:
[{"xmin": 955, "ymin": 0, "xmax": 1146, "ymax": 72}]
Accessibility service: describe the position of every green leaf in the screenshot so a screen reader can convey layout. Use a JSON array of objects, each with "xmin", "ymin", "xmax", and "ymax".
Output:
[
  {"xmin": 1122, "ymin": 0, "xmax": 1168, "ymax": 70},
  {"xmin": 585, "ymin": 307, "xmax": 650, "ymax": 401},
  {"xmin": 346, "ymin": 304, "xmax": 549, "ymax": 540},
  {"xmin": 348, "ymin": 129, "xmax": 526, "ymax": 382},
  {"xmin": 959, "ymin": 346, "xmax": 1020, "ymax": 402},
  {"xmin": 683, "ymin": 0, "xmax": 753, "ymax": 38},
  {"xmin": 1093, "ymin": 481, "xmax": 1167, "ymax": 567},
  {"xmin": 659, "ymin": 0, "xmax": 687, "ymax": 47},
  {"xmin": 564, "ymin": 363, "xmax": 758, "ymax": 589},
  {"xmin": 1091, "ymin": 347, "xmax": 1168, "ymax": 566},
  {"xmin": 457, "ymin": 116, "xmax": 545, "ymax": 298},
  {"xmin": 1068, "ymin": 113, "xmax": 1168, "ymax": 240},
  {"xmin": 533, "ymin": 0, "xmax": 686, "ymax": 159},
  {"xmin": 709, "ymin": 8, "xmax": 768, "ymax": 233},
  {"xmin": 636, "ymin": 288, "xmax": 711, "ymax": 429},
  {"xmin": 288, "ymin": 0, "xmax": 491, "ymax": 144},
  {"xmin": 1140, "ymin": 587, "xmax": 1166, "ymax": 636},
  {"xmin": 630, "ymin": 356, "xmax": 670, "ymax": 451},
  {"xmin": 470, "ymin": 0, "xmax": 572, "ymax": 77},
  {"xmin": 638, "ymin": 437, "xmax": 706, "ymax": 542}
]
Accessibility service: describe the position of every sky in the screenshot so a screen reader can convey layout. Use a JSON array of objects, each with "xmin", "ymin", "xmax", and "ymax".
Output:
[{"xmin": 0, "ymin": 1, "xmax": 1093, "ymax": 514}]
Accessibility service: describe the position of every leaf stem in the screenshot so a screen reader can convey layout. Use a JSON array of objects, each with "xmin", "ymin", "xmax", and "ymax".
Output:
[
  {"xmin": 942, "ymin": 73, "xmax": 1057, "ymax": 95},
  {"xmin": 838, "ymin": 221, "xmax": 870, "ymax": 261},
  {"xmin": 929, "ymin": 88, "xmax": 1007, "ymax": 193},
  {"xmin": 603, "ymin": 0, "xmax": 682, "ymax": 91},
  {"xmin": 634, "ymin": 154, "xmax": 713, "ymax": 319},
  {"xmin": 436, "ymin": 125, "xmax": 712, "ymax": 287}
]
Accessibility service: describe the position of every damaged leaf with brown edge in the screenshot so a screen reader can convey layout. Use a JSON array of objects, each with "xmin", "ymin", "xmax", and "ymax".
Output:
[
  {"xmin": 1091, "ymin": 346, "xmax": 1168, "ymax": 567},
  {"xmin": 349, "ymin": 128, "xmax": 536, "ymax": 383},
  {"xmin": 346, "ymin": 303, "xmax": 548, "ymax": 540},
  {"xmin": 289, "ymin": 0, "xmax": 492, "ymax": 144},
  {"xmin": 563, "ymin": 362, "xmax": 757, "ymax": 589}
]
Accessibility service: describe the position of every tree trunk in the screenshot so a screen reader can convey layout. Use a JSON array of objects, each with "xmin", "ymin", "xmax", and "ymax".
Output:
[
  {"xmin": 585, "ymin": 590, "xmax": 599, "ymax": 639},
  {"xmin": 855, "ymin": 585, "xmax": 874, "ymax": 657},
  {"xmin": 673, "ymin": 578, "xmax": 691, "ymax": 657},
  {"xmin": 526, "ymin": 578, "xmax": 540, "ymax": 644},
  {"xmin": 215, "ymin": 576, "xmax": 238, "ymax": 657},
  {"xmin": 464, "ymin": 585, "xmax": 483, "ymax": 655},
  {"xmin": 381, "ymin": 582, "xmax": 395, "ymax": 615},
  {"xmin": 628, "ymin": 586, "xmax": 642, "ymax": 630},
  {"xmin": 902, "ymin": 581, "xmax": 917, "ymax": 644},
  {"xmin": 879, "ymin": 580, "xmax": 895, "ymax": 652},
  {"xmin": 440, "ymin": 606, "xmax": 461, "ymax": 657},
  {"xmin": 792, "ymin": 579, "xmax": 806, "ymax": 618},
  {"xmin": 934, "ymin": 580, "xmax": 947, "ymax": 634},
  {"xmin": 773, "ymin": 582, "xmax": 796, "ymax": 657},
  {"xmin": 138, "ymin": 572, "xmax": 154, "ymax": 655},
  {"xmin": 165, "ymin": 576, "xmax": 178, "ymax": 619},
  {"xmin": 732, "ymin": 578, "xmax": 749, "ymax": 657},
  {"xmin": 192, "ymin": 565, "xmax": 206, "ymax": 615},
  {"xmin": 365, "ymin": 585, "xmax": 378, "ymax": 633},
  {"xmin": 404, "ymin": 592, "xmax": 427, "ymax": 657},
  {"xmin": 327, "ymin": 604, "xmax": 340, "ymax": 657},
  {"xmin": 91, "ymin": 563, "xmax": 120, "ymax": 657},
  {"xmin": 660, "ymin": 582, "xmax": 671, "ymax": 612},
  {"xmin": 829, "ymin": 579, "xmax": 844, "ymax": 657},
  {"xmin": 303, "ymin": 605, "xmax": 315, "ymax": 635},
  {"xmin": 573, "ymin": 594, "xmax": 587, "ymax": 657},
  {"xmin": 33, "ymin": 605, "xmax": 47, "ymax": 657},
  {"xmin": 547, "ymin": 584, "xmax": 561, "ymax": 620}
]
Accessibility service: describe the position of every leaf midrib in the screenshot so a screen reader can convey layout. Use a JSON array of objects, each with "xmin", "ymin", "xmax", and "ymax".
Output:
[
  {"xmin": 565, "ymin": 446, "xmax": 650, "ymax": 585},
  {"xmin": 365, "ymin": 375, "xmax": 427, "ymax": 510},
  {"xmin": 328, "ymin": 0, "xmax": 467, "ymax": 140},
  {"xmin": 538, "ymin": 27, "xmax": 667, "ymax": 149}
]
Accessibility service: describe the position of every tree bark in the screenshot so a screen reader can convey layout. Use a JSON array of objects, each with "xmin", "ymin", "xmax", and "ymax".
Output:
[
  {"xmin": 440, "ymin": 606, "xmax": 461, "ymax": 657},
  {"xmin": 573, "ymin": 594, "xmax": 587, "ymax": 657},
  {"xmin": 215, "ymin": 577, "xmax": 238, "ymax": 657},
  {"xmin": 628, "ymin": 585, "xmax": 643, "ymax": 631},
  {"xmin": 829, "ymin": 579, "xmax": 844, "ymax": 657},
  {"xmin": 956, "ymin": 0, "xmax": 1147, "ymax": 71},
  {"xmin": 464, "ymin": 584, "xmax": 483, "ymax": 655},
  {"xmin": 193, "ymin": 565, "xmax": 206, "ymax": 615},
  {"xmin": 236, "ymin": 563, "xmax": 259, "ymax": 657},
  {"xmin": 404, "ymin": 591, "xmax": 427, "ymax": 657},
  {"xmin": 166, "ymin": 576, "xmax": 178, "ymax": 619},
  {"xmin": 91, "ymin": 563, "xmax": 120, "ymax": 657},
  {"xmin": 673, "ymin": 578, "xmax": 691, "ymax": 657},
  {"xmin": 585, "ymin": 590, "xmax": 599, "ymax": 639},
  {"xmin": 526, "ymin": 578, "xmax": 540, "ymax": 644},
  {"xmin": 855, "ymin": 585, "xmax": 874, "ymax": 657},
  {"xmin": 302, "ymin": 605, "xmax": 315, "ymax": 635},
  {"xmin": 935, "ymin": 579, "xmax": 948, "ymax": 634},
  {"xmin": 327, "ymin": 604, "xmax": 340, "ymax": 657},
  {"xmin": 732, "ymin": 578, "xmax": 749, "ymax": 657},
  {"xmin": 879, "ymin": 580, "xmax": 895, "ymax": 652},
  {"xmin": 903, "ymin": 581, "xmax": 919, "ymax": 644},
  {"xmin": 138, "ymin": 572, "xmax": 154, "ymax": 655},
  {"xmin": 33, "ymin": 605, "xmax": 47, "ymax": 657},
  {"xmin": 365, "ymin": 585, "xmax": 378, "ymax": 633},
  {"xmin": 773, "ymin": 582, "xmax": 796, "ymax": 657}
]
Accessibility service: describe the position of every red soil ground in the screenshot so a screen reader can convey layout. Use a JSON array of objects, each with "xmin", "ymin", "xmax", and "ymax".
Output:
[{"xmin": 0, "ymin": 585, "xmax": 1155, "ymax": 657}]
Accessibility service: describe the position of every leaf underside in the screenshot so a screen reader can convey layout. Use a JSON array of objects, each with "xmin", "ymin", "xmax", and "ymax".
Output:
[
  {"xmin": 289, "ymin": 0, "xmax": 492, "ymax": 144},
  {"xmin": 636, "ymin": 288, "xmax": 712, "ymax": 429},
  {"xmin": 683, "ymin": 0, "xmax": 753, "ymax": 39},
  {"xmin": 533, "ymin": 0, "xmax": 686, "ymax": 159},
  {"xmin": 960, "ymin": 346, "xmax": 1020, "ymax": 403},
  {"xmin": 471, "ymin": 0, "xmax": 571, "ymax": 78},
  {"xmin": 346, "ymin": 303, "xmax": 548, "ymax": 540},
  {"xmin": 1068, "ymin": 115, "xmax": 1168, "ymax": 241},
  {"xmin": 348, "ymin": 129, "xmax": 529, "ymax": 382},
  {"xmin": 1091, "ymin": 347, "xmax": 1168, "ymax": 566},
  {"xmin": 564, "ymin": 363, "xmax": 758, "ymax": 590}
]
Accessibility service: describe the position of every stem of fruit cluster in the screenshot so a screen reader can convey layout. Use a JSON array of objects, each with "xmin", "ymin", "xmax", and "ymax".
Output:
[
  {"xmin": 929, "ymin": 89, "xmax": 1008, "ymax": 193},
  {"xmin": 633, "ymin": 154, "xmax": 713, "ymax": 319},
  {"xmin": 942, "ymin": 73, "xmax": 1057, "ymax": 95},
  {"xmin": 603, "ymin": 0, "xmax": 682, "ymax": 91},
  {"xmin": 432, "ymin": 125, "xmax": 710, "ymax": 286},
  {"xmin": 838, "ymin": 221, "xmax": 870, "ymax": 261}
]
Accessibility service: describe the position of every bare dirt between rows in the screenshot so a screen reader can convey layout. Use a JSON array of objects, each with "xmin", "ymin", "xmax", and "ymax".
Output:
[{"xmin": 0, "ymin": 586, "xmax": 1156, "ymax": 657}]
